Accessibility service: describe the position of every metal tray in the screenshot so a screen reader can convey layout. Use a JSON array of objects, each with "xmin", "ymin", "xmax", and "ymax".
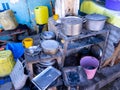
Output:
[{"xmin": 32, "ymin": 66, "xmax": 61, "ymax": 90}]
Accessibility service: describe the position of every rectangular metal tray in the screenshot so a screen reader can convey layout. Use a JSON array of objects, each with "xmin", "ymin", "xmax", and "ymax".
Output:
[{"xmin": 32, "ymin": 66, "xmax": 61, "ymax": 90}]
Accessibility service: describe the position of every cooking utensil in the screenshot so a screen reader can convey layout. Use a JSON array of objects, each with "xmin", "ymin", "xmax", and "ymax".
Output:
[
  {"xmin": 40, "ymin": 59, "xmax": 56, "ymax": 66},
  {"xmin": 41, "ymin": 40, "xmax": 59, "ymax": 55},
  {"xmin": 41, "ymin": 31, "xmax": 56, "ymax": 40},
  {"xmin": 25, "ymin": 46, "xmax": 41, "ymax": 56},
  {"xmin": 62, "ymin": 16, "xmax": 83, "ymax": 36},
  {"xmin": 90, "ymin": 44, "xmax": 103, "ymax": 59},
  {"xmin": 32, "ymin": 66, "xmax": 61, "ymax": 90},
  {"xmin": 85, "ymin": 14, "xmax": 107, "ymax": 31}
]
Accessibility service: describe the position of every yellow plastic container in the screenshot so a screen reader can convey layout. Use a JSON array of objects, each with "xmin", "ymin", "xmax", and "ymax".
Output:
[
  {"xmin": 34, "ymin": 6, "xmax": 49, "ymax": 24},
  {"xmin": 53, "ymin": 14, "xmax": 59, "ymax": 21},
  {"xmin": 0, "ymin": 50, "xmax": 15, "ymax": 77}
]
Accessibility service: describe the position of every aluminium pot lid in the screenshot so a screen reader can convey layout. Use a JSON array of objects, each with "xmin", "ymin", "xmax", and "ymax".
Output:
[
  {"xmin": 62, "ymin": 16, "xmax": 83, "ymax": 25},
  {"xmin": 85, "ymin": 14, "xmax": 107, "ymax": 21},
  {"xmin": 41, "ymin": 40, "xmax": 59, "ymax": 50}
]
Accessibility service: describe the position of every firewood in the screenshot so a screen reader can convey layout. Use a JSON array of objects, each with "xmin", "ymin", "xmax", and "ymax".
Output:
[{"xmin": 102, "ymin": 42, "xmax": 120, "ymax": 67}]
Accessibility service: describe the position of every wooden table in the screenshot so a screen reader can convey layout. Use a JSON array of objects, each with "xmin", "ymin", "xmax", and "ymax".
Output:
[
  {"xmin": 24, "ymin": 34, "xmax": 64, "ymax": 79},
  {"xmin": 25, "ymin": 50, "xmax": 64, "ymax": 79}
]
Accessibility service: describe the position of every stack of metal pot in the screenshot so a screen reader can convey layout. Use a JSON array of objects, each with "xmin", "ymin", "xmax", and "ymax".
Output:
[{"xmin": 40, "ymin": 31, "xmax": 59, "ymax": 55}]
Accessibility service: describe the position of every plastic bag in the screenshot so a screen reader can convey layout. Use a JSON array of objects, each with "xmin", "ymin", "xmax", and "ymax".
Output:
[
  {"xmin": 0, "ymin": 10, "xmax": 18, "ymax": 30},
  {"xmin": 6, "ymin": 42, "xmax": 24, "ymax": 60},
  {"xmin": 10, "ymin": 59, "xmax": 28, "ymax": 90}
]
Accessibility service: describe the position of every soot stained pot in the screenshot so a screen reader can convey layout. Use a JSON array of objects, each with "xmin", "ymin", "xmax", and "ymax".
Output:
[
  {"xmin": 41, "ymin": 40, "xmax": 59, "ymax": 55},
  {"xmin": 90, "ymin": 44, "xmax": 103, "ymax": 60},
  {"xmin": 85, "ymin": 14, "xmax": 107, "ymax": 31},
  {"xmin": 62, "ymin": 16, "xmax": 83, "ymax": 36}
]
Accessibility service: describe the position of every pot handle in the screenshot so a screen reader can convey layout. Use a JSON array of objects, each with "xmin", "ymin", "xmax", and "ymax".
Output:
[
  {"xmin": 78, "ymin": 15, "xmax": 87, "ymax": 23},
  {"xmin": 82, "ymin": 16, "xmax": 87, "ymax": 23},
  {"xmin": 39, "ymin": 33, "xmax": 44, "ymax": 44}
]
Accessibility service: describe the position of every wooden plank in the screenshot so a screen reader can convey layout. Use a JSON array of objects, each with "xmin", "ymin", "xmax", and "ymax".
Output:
[{"xmin": 0, "ymin": 29, "xmax": 25, "ymax": 36}]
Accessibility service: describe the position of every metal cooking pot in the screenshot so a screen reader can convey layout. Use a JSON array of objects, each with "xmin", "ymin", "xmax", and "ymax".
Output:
[
  {"xmin": 90, "ymin": 44, "xmax": 103, "ymax": 60},
  {"xmin": 25, "ymin": 46, "xmax": 41, "ymax": 56},
  {"xmin": 85, "ymin": 14, "xmax": 107, "ymax": 31},
  {"xmin": 40, "ymin": 59, "xmax": 56, "ymax": 66},
  {"xmin": 41, "ymin": 40, "xmax": 59, "ymax": 55},
  {"xmin": 62, "ymin": 16, "xmax": 83, "ymax": 36},
  {"xmin": 41, "ymin": 31, "xmax": 56, "ymax": 40}
]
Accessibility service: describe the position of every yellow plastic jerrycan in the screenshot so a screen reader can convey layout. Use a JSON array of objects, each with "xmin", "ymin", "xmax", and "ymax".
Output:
[
  {"xmin": 0, "ymin": 50, "xmax": 15, "ymax": 77},
  {"xmin": 34, "ymin": 6, "xmax": 49, "ymax": 24}
]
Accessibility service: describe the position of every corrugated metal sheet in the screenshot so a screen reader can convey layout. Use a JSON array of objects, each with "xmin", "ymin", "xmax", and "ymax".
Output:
[{"xmin": 104, "ymin": 24, "xmax": 120, "ymax": 60}]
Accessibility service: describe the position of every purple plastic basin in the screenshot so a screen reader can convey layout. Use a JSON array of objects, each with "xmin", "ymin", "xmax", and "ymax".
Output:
[{"xmin": 105, "ymin": 0, "xmax": 120, "ymax": 11}]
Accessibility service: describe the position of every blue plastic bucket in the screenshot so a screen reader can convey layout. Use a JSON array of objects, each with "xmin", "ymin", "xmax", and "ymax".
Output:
[{"xmin": 105, "ymin": 0, "xmax": 120, "ymax": 11}]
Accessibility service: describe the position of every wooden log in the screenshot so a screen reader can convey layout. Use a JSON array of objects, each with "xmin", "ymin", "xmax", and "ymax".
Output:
[{"xmin": 102, "ymin": 42, "xmax": 120, "ymax": 67}]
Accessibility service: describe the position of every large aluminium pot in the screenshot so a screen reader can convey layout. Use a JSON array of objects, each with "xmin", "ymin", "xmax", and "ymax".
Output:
[
  {"xmin": 62, "ymin": 16, "xmax": 83, "ymax": 36},
  {"xmin": 41, "ymin": 40, "xmax": 59, "ymax": 55},
  {"xmin": 85, "ymin": 14, "xmax": 107, "ymax": 31}
]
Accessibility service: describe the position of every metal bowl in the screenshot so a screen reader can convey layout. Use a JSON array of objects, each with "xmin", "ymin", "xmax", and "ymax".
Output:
[
  {"xmin": 25, "ymin": 46, "xmax": 41, "ymax": 56},
  {"xmin": 41, "ymin": 40, "xmax": 59, "ymax": 55}
]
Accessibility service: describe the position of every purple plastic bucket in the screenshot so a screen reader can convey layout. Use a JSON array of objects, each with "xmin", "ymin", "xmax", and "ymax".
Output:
[
  {"xmin": 105, "ymin": 0, "xmax": 120, "ymax": 11},
  {"xmin": 80, "ymin": 56, "xmax": 99, "ymax": 79}
]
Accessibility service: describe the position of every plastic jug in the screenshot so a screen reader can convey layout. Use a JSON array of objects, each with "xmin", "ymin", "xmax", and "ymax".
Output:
[
  {"xmin": 0, "ymin": 50, "xmax": 15, "ymax": 77},
  {"xmin": 34, "ymin": 6, "xmax": 49, "ymax": 24}
]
